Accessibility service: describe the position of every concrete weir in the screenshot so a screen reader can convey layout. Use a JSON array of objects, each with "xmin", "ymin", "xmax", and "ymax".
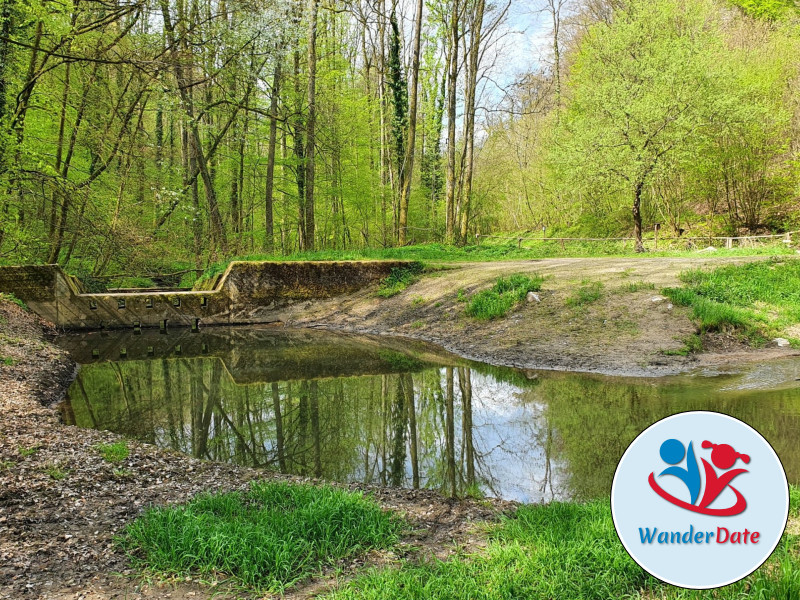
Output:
[{"xmin": 0, "ymin": 261, "xmax": 412, "ymax": 330}]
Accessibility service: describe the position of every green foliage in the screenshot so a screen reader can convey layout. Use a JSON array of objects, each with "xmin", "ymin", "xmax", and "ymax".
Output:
[
  {"xmin": 18, "ymin": 445, "xmax": 40, "ymax": 457},
  {"xmin": 1, "ymin": 356, "xmax": 17, "ymax": 366},
  {"xmin": 728, "ymin": 0, "xmax": 800, "ymax": 19},
  {"xmin": 95, "ymin": 441, "xmax": 130, "ymax": 463},
  {"xmin": 120, "ymin": 481, "xmax": 403, "ymax": 592},
  {"xmin": 465, "ymin": 274, "xmax": 544, "ymax": 320},
  {"xmin": 331, "ymin": 494, "xmax": 800, "ymax": 600},
  {"xmin": 0, "ymin": 292, "xmax": 27, "ymax": 310},
  {"xmin": 566, "ymin": 281, "xmax": 604, "ymax": 308},
  {"xmin": 377, "ymin": 262, "xmax": 425, "ymax": 298},
  {"xmin": 664, "ymin": 259, "xmax": 800, "ymax": 342},
  {"xmin": 45, "ymin": 465, "xmax": 68, "ymax": 480},
  {"xmin": 663, "ymin": 334, "xmax": 704, "ymax": 356},
  {"xmin": 621, "ymin": 281, "xmax": 655, "ymax": 293}
]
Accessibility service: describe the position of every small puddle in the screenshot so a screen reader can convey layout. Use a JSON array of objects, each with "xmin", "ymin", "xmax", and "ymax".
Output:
[{"xmin": 56, "ymin": 326, "xmax": 800, "ymax": 502}]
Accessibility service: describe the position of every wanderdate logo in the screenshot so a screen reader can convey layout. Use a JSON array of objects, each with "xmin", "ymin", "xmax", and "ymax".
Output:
[
  {"xmin": 612, "ymin": 412, "xmax": 788, "ymax": 589},
  {"xmin": 648, "ymin": 438, "xmax": 750, "ymax": 516}
]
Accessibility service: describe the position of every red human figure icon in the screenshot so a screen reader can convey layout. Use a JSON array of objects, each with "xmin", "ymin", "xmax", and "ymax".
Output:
[{"xmin": 698, "ymin": 441, "xmax": 750, "ymax": 510}]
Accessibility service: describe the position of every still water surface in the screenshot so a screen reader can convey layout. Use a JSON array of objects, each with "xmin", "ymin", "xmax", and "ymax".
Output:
[{"xmin": 57, "ymin": 327, "xmax": 800, "ymax": 502}]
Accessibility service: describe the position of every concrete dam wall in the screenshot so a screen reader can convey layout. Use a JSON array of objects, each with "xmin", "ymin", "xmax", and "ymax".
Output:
[{"xmin": 0, "ymin": 261, "xmax": 412, "ymax": 330}]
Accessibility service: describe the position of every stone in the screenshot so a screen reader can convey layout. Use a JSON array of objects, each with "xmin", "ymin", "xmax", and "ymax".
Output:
[
  {"xmin": 526, "ymin": 291, "xmax": 541, "ymax": 303},
  {"xmin": 773, "ymin": 338, "xmax": 791, "ymax": 348},
  {"xmin": 697, "ymin": 246, "xmax": 717, "ymax": 253},
  {"xmin": 650, "ymin": 296, "xmax": 667, "ymax": 303}
]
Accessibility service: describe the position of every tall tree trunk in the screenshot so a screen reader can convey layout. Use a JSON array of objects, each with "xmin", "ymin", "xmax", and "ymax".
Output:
[
  {"xmin": 304, "ymin": 0, "xmax": 319, "ymax": 251},
  {"xmin": 633, "ymin": 180, "xmax": 644, "ymax": 253},
  {"xmin": 264, "ymin": 62, "xmax": 281, "ymax": 253},
  {"xmin": 458, "ymin": 0, "xmax": 485, "ymax": 244},
  {"xmin": 292, "ymin": 48, "xmax": 306, "ymax": 250},
  {"xmin": 444, "ymin": 0, "xmax": 460, "ymax": 245},
  {"xmin": 398, "ymin": 0, "xmax": 424, "ymax": 246}
]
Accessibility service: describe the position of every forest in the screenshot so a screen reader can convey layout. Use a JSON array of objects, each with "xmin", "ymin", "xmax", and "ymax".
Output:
[{"xmin": 0, "ymin": 0, "xmax": 798, "ymax": 278}]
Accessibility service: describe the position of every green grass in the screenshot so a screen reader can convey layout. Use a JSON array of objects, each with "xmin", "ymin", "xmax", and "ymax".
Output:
[
  {"xmin": 662, "ymin": 333, "xmax": 704, "ymax": 356},
  {"xmin": 465, "ymin": 274, "xmax": 544, "ymax": 320},
  {"xmin": 0, "ymin": 292, "xmax": 28, "ymax": 310},
  {"xmin": 566, "ymin": 281, "xmax": 604, "ymax": 307},
  {"xmin": 193, "ymin": 242, "xmax": 794, "ymax": 287},
  {"xmin": 621, "ymin": 281, "xmax": 656, "ymax": 293},
  {"xmin": 18, "ymin": 445, "xmax": 40, "ymax": 457},
  {"xmin": 95, "ymin": 441, "xmax": 130, "ymax": 463},
  {"xmin": 120, "ymin": 481, "xmax": 403, "ymax": 592},
  {"xmin": 663, "ymin": 258, "xmax": 800, "ymax": 344},
  {"xmin": 46, "ymin": 465, "xmax": 68, "ymax": 480},
  {"xmin": 376, "ymin": 262, "xmax": 426, "ymax": 298},
  {"xmin": 1, "ymin": 356, "xmax": 17, "ymax": 366},
  {"xmin": 330, "ymin": 489, "xmax": 800, "ymax": 600}
]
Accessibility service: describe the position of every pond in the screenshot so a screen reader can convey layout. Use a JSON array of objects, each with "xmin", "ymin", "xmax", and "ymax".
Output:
[{"xmin": 56, "ymin": 326, "xmax": 800, "ymax": 503}]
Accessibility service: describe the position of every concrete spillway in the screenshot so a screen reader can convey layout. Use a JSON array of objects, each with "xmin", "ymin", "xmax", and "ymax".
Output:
[{"xmin": 0, "ymin": 261, "xmax": 412, "ymax": 330}]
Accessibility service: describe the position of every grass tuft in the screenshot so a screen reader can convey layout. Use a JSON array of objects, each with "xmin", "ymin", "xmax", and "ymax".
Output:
[
  {"xmin": 622, "ymin": 280, "xmax": 656, "ymax": 292},
  {"xmin": 664, "ymin": 258, "xmax": 800, "ymax": 343},
  {"xmin": 566, "ymin": 281, "xmax": 604, "ymax": 307},
  {"xmin": 465, "ymin": 274, "xmax": 544, "ymax": 320},
  {"xmin": 120, "ymin": 481, "xmax": 403, "ymax": 592},
  {"xmin": 377, "ymin": 262, "xmax": 426, "ymax": 298},
  {"xmin": 95, "ymin": 441, "xmax": 130, "ymax": 463},
  {"xmin": 662, "ymin": 333, "xmax": 704, "ymax": 356}
]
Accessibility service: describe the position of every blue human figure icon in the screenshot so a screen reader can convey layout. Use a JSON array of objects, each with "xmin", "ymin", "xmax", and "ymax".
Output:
[{"xmin": 658, "ymin": 439, "xmax": 701, "ymax": 505}]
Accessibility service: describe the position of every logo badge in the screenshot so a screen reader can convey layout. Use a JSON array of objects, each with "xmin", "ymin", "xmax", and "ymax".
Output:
[{"xmin": 612, "ymin": 411, "xmax": 789, "ymax": 589}]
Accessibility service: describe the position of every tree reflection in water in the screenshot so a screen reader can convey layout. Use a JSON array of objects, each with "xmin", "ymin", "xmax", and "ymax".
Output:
[{"xmin": 58, "ymin": 328, "xmax": 800, "ymax": 502}]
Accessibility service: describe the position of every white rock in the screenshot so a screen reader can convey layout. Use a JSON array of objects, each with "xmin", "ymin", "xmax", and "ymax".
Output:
[
  {"xmin": 527, "ymin": 291, "xmax": 541, "ymax": 303},
  {"xmin": 697, "ymin": 246, "xmax": 717, "ymax": 253},
  {"xmin": 774, "ymin": 338, "xmax": 791, "ymax": 348},
  {"xmin": 667, "ymin": 303, "xmax": 673, "ymax": 310},
  {"xmin": 650, "ymin": 296, "xmax": 667, "ymax": 303}
]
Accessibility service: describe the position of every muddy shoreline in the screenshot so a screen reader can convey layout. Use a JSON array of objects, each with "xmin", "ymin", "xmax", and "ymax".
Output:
[{"xmin": 0, "ymin": 301, "xmax": 515, "ymax": 600}]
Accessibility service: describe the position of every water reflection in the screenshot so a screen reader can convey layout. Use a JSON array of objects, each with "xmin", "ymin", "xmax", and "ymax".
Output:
[{"xmin": 57, "ymin": 327, "xmax": 800, "ymax": 502}]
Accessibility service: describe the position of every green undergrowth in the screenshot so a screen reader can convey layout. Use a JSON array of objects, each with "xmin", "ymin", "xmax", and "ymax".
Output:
[
  {"xmin": 330, "ymin": 487, "xmax": 800, "ymax": 600},
  {"xmin": 95, "ymin": 441, "xmax": 130, "ymax": 463},
  {"xmin": 193, "ymin": 243, "xmax": 794, "ymax": 287},
  {"xmin": 377, "ymin": 262, "xmax": 426, "ymax": 298},
  {"xmin": 663, "ymin": 258, "xmax": 800, "ymax": 345},
  {"xmin": 120, "ymin": 481, "xmax": 403, "ymax": 593},
  {"xmin": 0, "ymin": 292, "xmax": 28, "ymax": 310},
  {"xmin": 465, "ymin": 274, "xmax": 544, "ymax": 320},
  {"xmin": 566, "ymin": 280, "xmax": 604, "ymax": 308},
  {"xmin": 662, "ymin": 333, "xmax": 704, "ymax": 356}
]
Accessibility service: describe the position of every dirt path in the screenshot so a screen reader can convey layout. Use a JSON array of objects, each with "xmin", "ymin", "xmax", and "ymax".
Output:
[{"xmin": 272, "ymin": 256, "xmax": 800, "ymax": 376}]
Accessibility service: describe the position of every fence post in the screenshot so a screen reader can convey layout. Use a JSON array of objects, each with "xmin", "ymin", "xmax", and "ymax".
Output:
[
  {"xmin": 518, "ymin": 238, "xmax": 522, "ymax": 249},
  {"xmin": 784, "ymin": 233, "xmax": 792, "ymax": 246},
  {"xmin": 725, "ymin": 237, "xmax": 733, "ymax": 249}
]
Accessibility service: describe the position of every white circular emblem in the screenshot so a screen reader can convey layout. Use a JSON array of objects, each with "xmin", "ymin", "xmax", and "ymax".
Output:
[{"xmin": 611, "ymin": 411, "xmax": 789, "ymax": 589}]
